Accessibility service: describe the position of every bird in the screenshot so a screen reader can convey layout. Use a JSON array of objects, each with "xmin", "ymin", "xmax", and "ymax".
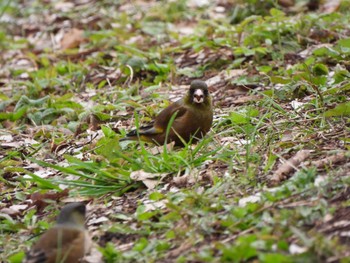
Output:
[
  {"xmin": 24, "ymin": 202, "xmax": 92, "ymax": 263},
  {"xmin": 120, "ymin": 80, "xmax": 213, "ymax": 146}
]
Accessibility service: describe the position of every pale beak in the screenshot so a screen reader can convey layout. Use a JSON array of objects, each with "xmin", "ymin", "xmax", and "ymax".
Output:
[{"xmin": 193, "ymin": 89, "xmax": 204, "ymax": 103}]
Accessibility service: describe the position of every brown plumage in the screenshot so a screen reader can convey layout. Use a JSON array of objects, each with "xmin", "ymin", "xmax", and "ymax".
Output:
[
  {"xmin": 121, "ymin": 80, "xmax": 213, "ymax": 146},
  {"xmin": 24, "ymin": 203, "xmax": 92, "ymax": 263}
]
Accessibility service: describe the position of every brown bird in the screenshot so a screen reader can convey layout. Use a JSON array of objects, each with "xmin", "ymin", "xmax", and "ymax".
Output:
[
  {"xmin": 24, "ymin": 202, "xmax": 92, "ymax": 263},
  {"xmin": 121, "ymin": 80, "xmax": 213, "ymax": 146}
]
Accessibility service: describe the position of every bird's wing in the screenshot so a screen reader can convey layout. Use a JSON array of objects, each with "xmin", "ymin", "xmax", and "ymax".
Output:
[
  {"xmin": 123, "ymin": 123, "xmax": 155, "ymax": 138},
  {"xmin": 151, "ymin": 101, "xmax": 188, "ymax": 134},
  {"xmin": 122, "ymin": 100, "xmax": 188, "ymax": 141},
  {"xmin": 24, "ymin": 227, "xmax": 86, "ymax": 263}
]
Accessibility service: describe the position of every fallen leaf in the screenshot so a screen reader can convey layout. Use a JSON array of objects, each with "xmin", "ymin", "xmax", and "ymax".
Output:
[
  {"xmin": 149, "ymin": 142, "xmax": 175, "ymax": 155},
  {"xmin": 238, "ymin": 193, "xmax": 262, "ymax": 207},
  {"xmin": 0, "ymin": 208, "xmax": 18, "ymax": 216},
  {"xmin": 9, "ymin": 204, "xmax": 28, "ymax": 211},
  {"xmin": 289, "ymin": 243, "xmax": 308, "ymax": 254},
  {"xmin": 30, "ymin": 189, "xmax": 69, "ymax": 211},
  {"xmin": 83, "ymin": 246, "xmax": 104, "ymax": 263},
  {"xmin": 321, "ymin": 0, "xmax": 341, "ymax": 14},
  {"xmin": 0, "ymin": 134, "xmax": 13, "ymax": 142},
  {"xmin": 308, "ymin": 152, "xmax": 348, "ymax": 168},
  {"xmin": 144, "ymin": 200, "xmax": 168, "ymax": 212},
  {"xmin": 130, "ymin": 170, "xmax": 168, "ymax": 189},
  {"xmin": 88, "ymin": 216, "xmax": 109, "ymax": 225},
  {"xmin": 271, "ymin": 150, "xmax": 312, "ymax": 185},
  {"xmin": 278, "ymin": 0, "xmax": 295, "ymax": 7},
  {"xmin": 61, "ymin": 28, "xmax": 85, "ymax": 50}
]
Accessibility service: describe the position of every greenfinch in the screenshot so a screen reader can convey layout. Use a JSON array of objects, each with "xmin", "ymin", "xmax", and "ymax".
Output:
[
  {"xmin": 24, "ymin": 202, "xmax": 92, "ymax": 263},
  {"xmin": 121, "ymin": 80, "xmax": 213, "ymax": 146}
]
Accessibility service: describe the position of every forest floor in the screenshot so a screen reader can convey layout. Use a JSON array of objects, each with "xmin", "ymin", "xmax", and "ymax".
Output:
[{"xmin": 0, "ymin": 0, "xmax": 349, "ymax": 262}]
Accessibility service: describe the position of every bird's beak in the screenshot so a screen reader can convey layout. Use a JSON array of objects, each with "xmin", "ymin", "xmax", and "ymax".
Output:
[{"xmin": 193, "ymin": 89, "xmax": 204, "ymax": 103}]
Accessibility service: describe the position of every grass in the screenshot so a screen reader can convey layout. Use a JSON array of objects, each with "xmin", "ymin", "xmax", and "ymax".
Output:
[{"xmin": 0, "ymin": 0, "xmax": 350, "ymax": 262}]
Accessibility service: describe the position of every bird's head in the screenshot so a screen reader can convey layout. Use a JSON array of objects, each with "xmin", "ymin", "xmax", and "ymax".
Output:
[
  {"xmin": 56, "ymin": 202, "xmax": 86, "ymax": 227},
  {"xmin": 186, "ymin": 80, "xmax": 211, "ymax": 106}
]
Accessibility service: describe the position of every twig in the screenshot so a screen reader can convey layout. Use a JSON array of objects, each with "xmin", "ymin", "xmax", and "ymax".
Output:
[{"xmin": 270, "ymin": 150, "xmax": 312, "ymax": 185}]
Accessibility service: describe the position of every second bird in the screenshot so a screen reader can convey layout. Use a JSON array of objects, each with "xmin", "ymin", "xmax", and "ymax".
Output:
[
  {"xmin": 24, "ymin": 202, "xmax": 92, "ymax": 263},
  {"xmin": 121, "ymin": 80, "xmax": 213, "ymax": 146}
]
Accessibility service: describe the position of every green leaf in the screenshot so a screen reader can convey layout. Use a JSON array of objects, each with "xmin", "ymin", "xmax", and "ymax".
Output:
[
  {"xmin": 0, "ymin": 106, "xmax": 27, "ymax": 121},
  {"xmin": 234, "ymin": 46, "xmax": 255, "ymax": 56},
  {"xmin": 337, "ymin": 38, "xmax": 350, "ymax": 53},
  {"xmin": 149, "ymin": 191, "xmax": 164, "ymax": 201},
  {"xmin": 99, "ymin": 242, "xmax": 121, "ymax": 262},
  {"xmin": 155, "ymin": 241, "xmax": 170, "ymax": 252},
  {"xmin": 24, "ymin": 171, "xmax": 61, "ymax": 190},
  {"xmin": 270, "ymin": 76, "xmax": 291, "ymax": 84},
  {"xmin": 101, "ymin": 125, "xmax": 117, "ymax": 138},
  {"xmin": 270, "ymin": 8, "xmax": 285, "ymax": 17},
  {"xmin": 257, "ymin": 65, "xmax": 272, "ymax": 73},
  {"xmin": 7, "ymin": 251, "xmax": 25, "ymax": 263},
  {"xmin": 259, "ymin": 253, "xmax": 292, "ymax": 263},
  {"xmin": 313, "ymin": 47, "xmax": 339, "ymax": 57},
  {"xmin": 221, "ymin": 235, "xmax": 258, "ymax": 261},
  {"xmin": 126, "ymin": 56, "xmax": 147, "ymax": 70},
  {"xmin": 95, "ymin": 137, "xmax": 121, "ymax": 160},
  {"xmin": 133, "ymin": 237, "xmax": 148, "ymax": 252},
  {"xmin": 14, "ymin": 95, "xmax": 50, "ymax": 111},
  {"xmin": 141, "ymin": 21, "xmax": 167, "ymax": 36},
  {"xmin": 324, "ymin": 102, "xmax": 350, "ymax": 117},
  {"xmin": 311, "ymin": 76, "xmax": 327, "ymax": 86},
  {"xmin": 230, "ymin": 112, "xmax": 249, "ymax": 124},
  {"xmin": 313, "ymin": 63, "xmax": 328, "ymax": 76},
  {"xmin": 137, "ymin": 210, "xmax": 157, "ymax": 221},
  {"xmin": 333, "ymin": 69, "xmax": 350, "ymax": 84}
]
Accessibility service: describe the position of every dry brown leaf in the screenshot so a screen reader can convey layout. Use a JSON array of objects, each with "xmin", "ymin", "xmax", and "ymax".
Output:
[
  {"xmin": 149, "ymin": 141, "xmax": 175, "ymax": 155},
  {"xmin": 88, "ymin": 114, "xmax": 102, "ymax": 131},
  {"xmin": 130, "ymin": 170, "xmax": 168, "ymax": 189},
  {"xmin": 61, "ymin": 28, "xmax": 85, "ymax": 50},
  {"xmin": 168, "ymin": 241, "xmax": 194, "ymax": 258},
  {"xmin": 289, "ymin": 243, "xmax": 308, "ymax": 255},
  {"xmin": 309, "ymin": 152, "xmax": 348, "ymax": 168},
  {"xmin": 61, "ymin": 196, "xmax": 91, "ymax": 203},
  {"xmin": 88, "ymin": 216, "xmax": 109, "ymax": 225},
  {"xmin": 172, "ymin": 174, "xmax": 190, "ymax": 186},
  {"xmin": 230, "ymin": 95, "xmax": 262, "ymax": 105},
  {"xmin": 0, "ymin": 208, "xmax": 18, "ymax": 216},
  {"xmin": 83, "ymin": 246, "xmax": 103, "ymax": 263},
  {"xmin": 278, "ymin": 0, "xmax": 295, "ymax": 7},
  {"xmin": 28, "ymin": 125, "xmax": 73, "ymax": 137},
  {"xmin": 30, "ymin": 189, "xmax": 69, "ymax": 212},
  {"xmin": 0, "ymin": 204, "xmax": 28, "ymax": 216},
  {"xmin": 54, "ymin": 1, "xmax": 74, "ymax": 12},
  {"xmin": 270, "ymin": 150, "xmax": 311, "ymax": 185},
  {"xmin": 173, "ymin": 168, "xmax": 201, "ymax": 187},
  {"xmin": 206, "ymin": 69, "xmax": 246, "ymax": 88},
  {"xmin": 321, "ymin": 0, "xmax": 341, "ymax": 14},
  {"xmin": 144, "ymin": 199, "xmax": 168, "ymax": 212},
  {"xmin": 238, "ymin": 193, "xmax": 262, "ymax": 207}
]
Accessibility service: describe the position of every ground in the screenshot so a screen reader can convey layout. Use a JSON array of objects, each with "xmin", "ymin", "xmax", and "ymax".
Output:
[{"xmin": 0, "ymin": 0, "xmax": 350, "ymax": 262}]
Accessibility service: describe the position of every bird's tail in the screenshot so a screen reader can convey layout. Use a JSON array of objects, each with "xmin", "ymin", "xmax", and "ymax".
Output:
[
  {"xmin": 120, "ymin": 124, "xmax": 156, "ymax": 142},
  {"xmin": 119, "ymin": 129, "xmax": 138, "ymax": 142},
  {"xmin": 125, "ymin": 129, "xmax": 138, "ymax": 137}
]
